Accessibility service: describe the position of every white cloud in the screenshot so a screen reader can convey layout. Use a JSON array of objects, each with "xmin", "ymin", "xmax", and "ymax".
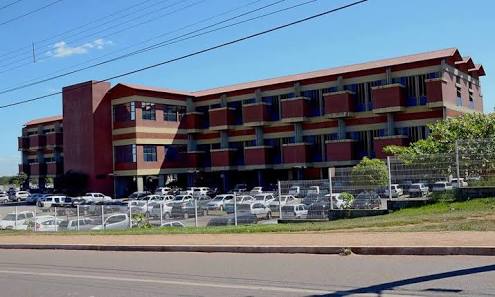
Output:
[{"xmin": 47, "ymin": 38, "xmax": 112, "ymax": 58}]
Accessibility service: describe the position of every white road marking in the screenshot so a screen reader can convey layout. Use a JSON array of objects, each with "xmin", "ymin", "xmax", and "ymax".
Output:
[{"xmin": 0, "ymin": 269, "xmax": 329, "ymax": 295}]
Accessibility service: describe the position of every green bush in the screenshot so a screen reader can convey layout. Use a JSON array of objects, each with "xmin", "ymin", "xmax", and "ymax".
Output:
[
  {"xmin": 340, "ymin": 192, "xmax": 354, "ymax": 209},
  {"xmin": 132, "ymin": 213, "xmax": 152, "ymax": 229},
  {"xmin": 431, "ymin": 191, "xmax": 455, "ymax": 202}
]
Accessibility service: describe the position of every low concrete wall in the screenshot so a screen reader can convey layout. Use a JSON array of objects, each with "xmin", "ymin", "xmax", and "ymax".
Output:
[
  {"xmin": 455, "ymin": 187, "xmax": 495, "ymax": 201},
  {"xmin": 387, "ymin": 198, "xmax": 431, "ymax": 211},
  {"xmin": 328, "ymin": 209, "xmax": 389, "ymax": 220}
]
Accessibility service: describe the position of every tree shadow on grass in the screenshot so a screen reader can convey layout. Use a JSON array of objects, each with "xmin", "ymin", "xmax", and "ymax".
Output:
[{"xmin": 309, "ymin": 264, "xmax": 495, "ymax": 296}]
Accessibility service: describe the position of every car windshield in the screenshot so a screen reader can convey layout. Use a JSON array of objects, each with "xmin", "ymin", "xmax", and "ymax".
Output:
[
  {"xmin": 238, "ymin": 204, "xmax": 251, "ymax": 211},
  {"xmin": 254, "ymin": 195, "xmax": 265, "ymax": 200},
  {"xmin": 3, "ymin": 214, "xmax": 16, "ymax": 221},
  {"xmin": 213, "ymin": 196, "xmax": 224, "ymax": 201},
  {"xmin": 59, "ymin": 221, "xmax": 69, "ymax": 228},
  {"xmin": 174, "ymin": 196, "xmax": 185, "ymax": 201}
]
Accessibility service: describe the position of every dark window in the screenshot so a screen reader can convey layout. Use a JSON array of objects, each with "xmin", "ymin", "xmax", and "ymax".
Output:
[
  {"xmin": 143, "ymin": 145, "xmax": 157, "ymax": 162},
  {"xmin": 280, "ymin": 93, "xmax": 294, "ymax": 100},
  {"xmin": 113, "ymin": 102, "xmax": 135, "ymax": 122},
  {"xmin": 164, "ymin": 145, "xmax": 186, "ymax": 161},
  {"xmin": 142, "ymin": 102, "xmax": 156, "ymax": 120},
  {"xmin": 301, "ymin": 89, "xmax": 321, "ymax": 116},
  {"xmin": 282, "ymin": 137, "xmax": 294, "ymax": 144},
  {"xmin": 456, "ymin": 87, "xmax": 462, "ymax": 106},
  {"xmin": 263, "ymin": 96, "xmax": 279, "ymax": 121},
  {"xmin": 242, "ymin": 98, "xmax": 255, "ymax": 105},
  {"xmin": 163, "ymin": 105, "xmax": 185, "ymax": 122},
  {"xmin": 114, "ymin": 145, "xmax": 136, "ymax": 163}
]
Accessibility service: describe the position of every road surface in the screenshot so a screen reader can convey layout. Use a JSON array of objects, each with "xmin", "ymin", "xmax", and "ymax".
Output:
[{"xmin": 0, "ymin": 250, "xmax": 493, "ymax": 296}]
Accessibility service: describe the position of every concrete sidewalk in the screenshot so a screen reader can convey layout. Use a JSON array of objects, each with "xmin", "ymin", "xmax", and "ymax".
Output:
[{"xmin": 1, "ymin": 231, "xmax": 494, "ymax": 247}]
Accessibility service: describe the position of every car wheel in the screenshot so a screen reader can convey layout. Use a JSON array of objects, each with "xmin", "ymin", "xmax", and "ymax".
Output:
[
  {"xmin": 266, "ymin": 212, "xmax": 272, "ymax": 220},
  {"xmin": 163, "ymin": 212, "xmax": 170, "ymax": 220},
  {"xmin": 184, "ymin": 213, "xmax": 189, "ymax": 219}
]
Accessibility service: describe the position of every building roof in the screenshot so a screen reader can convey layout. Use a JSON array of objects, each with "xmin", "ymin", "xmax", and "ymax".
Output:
[
  {"xmin": 117, "ymin": 83, "xmax": 193, "ymax": 97},
  {"xmin": 25, "ymin": 115, "xmax": 63, "ymax": 126},
  {"xmin": 192, "ymin": 48, "xmax": 462, "ymax": 97}
]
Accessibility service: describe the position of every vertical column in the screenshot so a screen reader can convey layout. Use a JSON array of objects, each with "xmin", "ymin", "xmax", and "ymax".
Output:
[
  {"xmin": 136, "ymin": 176, "xmax": 144, "ymax": 192},
  {"xmin": 386, "ymin": 113, "xmax": 395, "ymax": 136},
  {"xmin": 386, "ymin": 67, "xmax": 392, "ymax": 84},
  {"xmin": 220, "ymin": 94, "xmax": 227, "ymax": 107},
  {"xmin": 186, "ymin": 97, "xmax": 194, "ymax": 113},
  {"xmin": 336, "ymin": 76, "xmax": 344, "ymax": 91},
  {"xmin": 255, "ymin": 127, "xmax": 264, "ymax": 146},
  {"xmin": 294, "ymin": 123, "xmax": 303, "ymax": 143},
  {"xmin": 158, "ymin": 175, "xmax": 165, "ymax": 187},
  {"xmin": 294, "ymin": 82, "xmax": 301, "ymax": 97},
  {"xmin": 220, "ymin": 131, "xmax": 228, "ymax": 149},
  {"xmin": 255, "ymin": 89, "xmax": 262, "ymax": 103},
  {"xmin": 187, "ymin": 134, "xmax": 197, "ymax": 152},
  {"xmin": 337, "ymin": 118, "xmax": 346, "ymax": 140}
]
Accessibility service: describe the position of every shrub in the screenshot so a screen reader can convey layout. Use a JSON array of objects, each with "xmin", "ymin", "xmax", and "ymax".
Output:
[{"xmin": 340, "ymin": 192, "xmax": 354, "ymax": 209}]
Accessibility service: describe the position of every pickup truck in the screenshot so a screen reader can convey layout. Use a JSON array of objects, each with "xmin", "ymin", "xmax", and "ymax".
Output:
[{"xmin": 80, "ymin": 192, "xmax": 112, "ymax": 203}]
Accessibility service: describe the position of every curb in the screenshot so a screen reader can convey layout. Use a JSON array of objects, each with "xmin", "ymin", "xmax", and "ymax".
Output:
[{"xmin": 0, "ymin": 244, "xmax": 494, "ymax": 255}]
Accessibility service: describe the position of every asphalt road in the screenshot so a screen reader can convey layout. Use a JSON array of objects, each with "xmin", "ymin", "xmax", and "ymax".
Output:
[{"xmin": 0, "ymin": 250, "xmax": 493, "ymax": 297}]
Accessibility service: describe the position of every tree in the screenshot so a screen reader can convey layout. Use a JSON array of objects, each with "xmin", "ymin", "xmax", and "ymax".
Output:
[
  {"xmin": 351, "ymin": 157, "xmax": 388, "ymax": 189},
  {"xmin": 8, "ymin": 173, "xmax": 27, "ymax": 188},
  {"xmin": 384, "ymin": 113, "xmax": 495, "ymax": 178},
  {"xmin": 55, "ymin": 170, "xmax": 89, "ymax": 197}
]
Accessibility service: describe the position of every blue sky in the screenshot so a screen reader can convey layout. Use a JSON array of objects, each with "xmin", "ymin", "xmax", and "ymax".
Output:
[{"xmin": 0, "ymin": 0, "xmax": 493, "ymax": 175}]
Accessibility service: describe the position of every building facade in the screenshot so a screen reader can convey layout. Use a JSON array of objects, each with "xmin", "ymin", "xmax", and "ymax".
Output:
[{"xmin": 19, "ymin": 48, "xmax": 486, "ymax": 196}]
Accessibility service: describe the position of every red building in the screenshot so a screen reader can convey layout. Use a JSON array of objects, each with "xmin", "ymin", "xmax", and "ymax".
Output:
[{"xmin": 19, "ymin": 48, "xmax": 486, "ymax": 196}]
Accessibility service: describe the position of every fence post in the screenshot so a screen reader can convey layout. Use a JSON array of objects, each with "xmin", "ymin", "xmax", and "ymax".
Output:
[
  {"xmin": 277, "ymin": 180, "xmax": 282, "ymax": 219},
  {"xmin": 328, "ymin": 168, "xmax": 334, "ymax": 210},
  {"xmin": 76, "ymin": 205, "xmax": 80, "ymax": 231},
  {"xmin": 160, "ymin": 203, "xmax": 163, "ymax": 227},
  {"xmin": 14, "ymin": 206, "xmax": 18, "ymax": 229},
  {"xmin": 128, "ymin": 201, "xmax": 132, "ymax": 228},
  {"xmin": 234, "ymin": 191, "xmax": 238, "ymax": 226},
  {"xmin": 33, "ymin": 207, "xmax": 37, "ymax": 232},
  {"xmin": 455, "ymin": 140, "xmax": 461, "ymax": 188},
  {"xmin": 194, "ymin": 198, "xmax": 198, "ymax": 227},
  {"xmin": 54, "ymin": 207, "xmax": 57, "ymax": 232},
  {"xmin": 101, "ymin": 205, "xmax": 105, "ymax": 231},
  {"xmin": 387, "ymin": 156, "xmax": 392, "ymax": 200}
]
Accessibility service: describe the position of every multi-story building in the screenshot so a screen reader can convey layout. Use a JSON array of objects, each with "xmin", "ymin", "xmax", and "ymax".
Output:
[
  {"xmin": 18, "ymin": 115, "xmax": 64, "ymax": 189},
  {"xmin": 18, "ymin": 48, "xmax": 486, "ymax": 196}
]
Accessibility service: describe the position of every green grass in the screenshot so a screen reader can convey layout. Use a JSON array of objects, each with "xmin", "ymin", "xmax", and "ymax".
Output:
[{"xmin": 3, "ymin": 198, "xmax": 495, "ymax": 235}]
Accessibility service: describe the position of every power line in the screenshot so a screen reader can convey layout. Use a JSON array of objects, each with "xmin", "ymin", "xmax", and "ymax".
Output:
[
  {"xmin": 0, "ymin": 0, "xmax": 156, "ymax": 60},
  {"xmin": 0, "ymin": 0, "xmax": 296, "ymax": 94},
  {"xmin": 0, "ymin": 0, "xmax": 63, "ymax": 27},
  {"xmin": 0, "ymin": 0, "xmax": 368, "ymax": 109},
  {"xmin": 0, "ymin": 0, "xmax": 23, "ymax": 11},
  {"xmin": 0, "ymin": 0, "xmax": 264, "ymax": 86}
]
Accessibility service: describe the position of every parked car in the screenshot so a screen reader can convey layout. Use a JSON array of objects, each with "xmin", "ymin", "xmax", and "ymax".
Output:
[
  {"xmin": 127, "ymin": 191, "xmax": 151, "ymax": 200},
  {"xmin": 451, "ymin": 178, "xmax": 468, "ymax": 188},
  {"xmin": 10, "ymin": 191, "xmax": 30, "ymax": 202},
  {"xmin": 59, "ymin": 218, "xmax": 96, "ymax": 231},
  {"xmin": 409, "ymin": 183, "xmax": 429, "ymax": 197},
  {"xmin": 149, "ymin": 202, "xmax": 173, "ymax": 219},
  {"xmin": 171, "ymin": 201, "xmax": 207, "ymax": 219},
  {"xmin": 33, "ymin": 217, "xmax": 64, "ymax": 232},
  {"xmin": 26, "ymin": 193, "xmax": 47, "ymax": 205},
  {"xmin": 15, "ymin": 215, "xmax": 55, "ymax": 231},
  {"xmin": 171, "ymin": 195, "xmax": 193, "ymax": 204},
  {"xmin": 224, "ymin": 195, "xmax": 255, "ymax": 213},
  {"xmin": 155, "ymin": 187, "xmax": 172, "ymax": 195},
  {"xmin": 307, "ymin": 186, "xmax": 320, "ymax": 196},
  {"xmin": 206, "ymin": 194, "xmax": 234, "ymax": 211},
  {"xmin": 0, "ymin": 192, "xmax": 9, "ymax": 204},
  {"xmin": 323, "ymin": 193, "xmax": 349, "ymax": 209},
  {"xmin": 207, "ymin": 213, "xmax": 257, "ymax": 226},
  {"xmin": 37, "ymin": 195, "xmax": 68, "ymax": 208},
  {"xmin": 237, "ymin": 202, "xmax": 272, "ymax": 220},
  {"xmin": 288, "ymin": 186, "xmax": 301, "ymax": 197},
  {"xmin": 302, "ymin": 194, "xmax": 320, "ymax": 206},
  {"xmin": 253, "ymin": 193, "xmax": 275, "ymax": 206},
  {"xmin": 249, "ymin": 187, "xmax": 263, "ymax": 195},
  {"xmin": 230, "ymin": 184, "xmax": 247, "ymax": 193},
  {"xmin": 306, "ymin": 203, "xmax": 331, "ymax": 219},
  {"xmin": 129, "ymin": 200, "xmax": 152, "ymax": 216},
  {"xmin": 351, "ymin": 191, "xmax": 382, "ymax": 209},
  {"xmin": 281, "ymin": 204, "xmax": 308, "ymax": 219},
  {"xmin": 184, "ymin": 187, "xmax": 209, "ymax": 197},
  {"xmin": 91, "ymin": 213, "xmax": 129, "ymax": 230},
  {"xmin": 0, "ymin": 211, "xmax": 35, "ymax": 229},
  {"xmin": 161, "ymin": 221, "xmax": 185, "ymax": 227},
  {"xmin": 81, "ymin": 193, "xmax": 112, "ymax": 203},
  {"xmin": 269, "ymin": 195, "xmax": 299, "ymax": 212},
  {"xmin": 206, "ymin": 187, "xmax": 219, "ymax": 197},
  {"xmin": 384, "ymin": 184, "xmax": 404, "ymax": 198},
  {"xmin": 432, "ymin": 181, "xmax": 453, "ymax": 192}
]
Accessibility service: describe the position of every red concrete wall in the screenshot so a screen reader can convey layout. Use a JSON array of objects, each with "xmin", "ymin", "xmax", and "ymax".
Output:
[
  {"xmin": 243, "ymin": 103, "xmax": 270, "ymax": 124},
  {"xmin": 425, "ymin": 79, "xmax": 444, "ymax": 102},
  {"xmin": 281, "ymin": 98, "xmax": 309, "ymax": 119},
  {"xmin": 282, "ymin": 144, "xmax": 309, "ymax": 164},
  {"xmin": 180, "ymin": 113, "xmax": 202, "ymax": 130},
  {"xmin": 63, "ymin": 81, "xmax": 113, "ymax": 195},
  {"xmin": 244, "ymin": 147, "xmax": 270, "ymax": 165},
  {"xmin": 209, "ymin": 108, "xmax": 234, "ymax": 128},
  {"xmin": 374, "ymin": 137, "xmax": 409, "ymax": 159},
  {"xmin": 371, "ymin": 85, "xmax": 406, "ymax": 109},
  {"xmin": 326, "ymin": 140, "xmax": 355, "ymax": 161},
  {"xmin": 46, "ymin": 132, "xmax": 63, "ymax": 147},
  {"xmin": 211, "ymin": 149, "xmax": 234, "ymax": 167},
  {"xmin": 324, "ymin": 92, "xmax": 355, "ymax": 114}
]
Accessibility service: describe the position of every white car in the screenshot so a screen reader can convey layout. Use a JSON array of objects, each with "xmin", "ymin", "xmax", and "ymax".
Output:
[
  {"xmin": 14, "ymin": 215, "xmax": 54, "ymax": 231},
  {"xmin": 281, "ymin": 204, "xmax": 308, "ymax": 219},
  {"xmin": 432, "ymin": 181, "xmax": 453, "ymax": 192},
  {"xmin": 184, "ymin": 187, "xmax": 209, "ymax": 197},
  {"xmin": 129, "ymin": 200, "xmax": 153, "ymax": 216},
  {"xmin": 384, "ymin": 184, "xmax": 404, "ymax": 198},
  {"xmin": 171, "ymin": 195, "xmax": 193, "ymax": 204},
  {"xmin": 451, "ymin": 178, "xmax": 468, "ymax": 188},
  {"xmin": 324, "ymin": 193, "xmax": 348, "ymax": 209},
  {"xmin": 149, "ymin": 202, "xmax": 173, "ymax": 219},
  {"xmin": 408, "ymin": 183, "xmax": 429, "ymax": 197},
  {"xmin": 37, "ymin": 195, "xmax": 68, "ymax": 208},
  {"xmin": 223, "ymin": 195, "xmax": 254, "ymax": 213},
  {"xmin": 59, "ymin": 218, "xmax": 96, "ymax": 231},
  {"xmin": 0, "ymin": 211, "xmax": 35, "ymax": 229},
  {"xmin": 0, "ymin": 192, "xmax": 9, "ymax": 204},
  {"xmin": 253, "ymin": 193, "xmax": 275, "ymax": 206},
  {"xmin": 249, "ymin": 187, "xmax": 263, "ymax": 195},
  {"xmin": 207, "ymin": 194, "xmax": 234, "ymax": 211},
  {"xmin": 12, "ymin": 191, "xmax": 30, "ymax": 202},
  {"xmin": 161, "ymin": 221, "xmax": 185, "ymax": 227},
  {"xmin": 155, "ymin": 187, "xmax": 172, "ymax": 195},
  {"xmin": 81, "ymin": 192, "xmax": 112, "ymax": 203},
  {"xmin": 91, "ymin": 213, "xmax": 129, "ymax": 230},
  {"xmin": 288, "ymin": 186, "xmax": 301, "ymax": 197},
  {"xmin": 237, "ymin": 202, "xmax": 272, "ymax": 220},
  {"xmin": 306, "ymin": 186, "xmax": 320, "ymax": 196},
  {"xmin": 33, "ymin": 217, "xmax": 64, "ymax": 232},
  {"xmin": 269, "ymin": 195, "xmax": 299, "ymax": 212}
]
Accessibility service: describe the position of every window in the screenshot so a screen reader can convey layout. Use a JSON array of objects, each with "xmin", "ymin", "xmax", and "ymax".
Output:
[
  {"xmin": 142, "ymin": 102, "xmax": 156, "ymax": 120},
  {"xmin": 280, "ymin": 93, "xmax": 294, "ymax": 100},
  {"xmin": 164, "ymin": 145, "xmax": 186, "ymax": 161},
  {"xmin": 113, "ymin": 102, "xmax": 135, "ymax": 122},
  {"xmin": 282, "ymin": 137, "xmax": 294, "ymax": 144},
  {"xmin": 417, "ymin": 74, "xmax": 427, "ymax": 98},
  {"xmin": 163, "ymin": 105, "xmax": 186, "ymax": 122},
  {"xmin": 114, "ymin": 145, "xmax": 136, "ymax": 163},
  {"xmin": 143, "ymin": 145, "xmax": 157, "ymax": 162},
  {"xmin": 456, "ymin": 87, "xmax": 462, "ymax": 106},
  {"xmin": 469, "ymin": 91, "xmax": 474, "ymax": 102},
  {"xmin": 242, "ymin": 98, "xmax": 255, "ymax": 105}
]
